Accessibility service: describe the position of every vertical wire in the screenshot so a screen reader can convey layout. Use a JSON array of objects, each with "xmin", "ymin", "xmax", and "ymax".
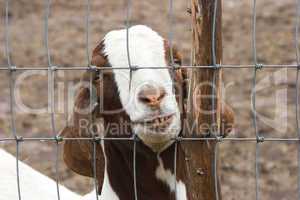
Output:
[
  {"xmin": 252, "ymin": 0, "xmax": 261, "ymax": 199},
  {"xmin": 5, "ymin": 1, "xmax": 15, "ymax": 136},
  {"xmin": 86, "ymin": 0, "xmax": 91, "ymax": 66},
  {"xmin": 295, "ymin": 0, "xmax": 300, "ymax": 198},
  {"xmin": 85, "ymin": 0, "xmax": 99, "ymax": 198},
  {"xmin": 125, "ymin": 0, "xmax": 133, "ymax": 88},
  {"xmin": 187, "ymin": 0, "xmax": 194, "ymax": 114},
  {"xmin": 45, "ymin": 0, "xmax": 52, "ymax": 67},
  {"xmin": 168, "ymin": 0, "xmax": 175, "ymax": 67},
  {"xmin": 252, "ymin": 69, "xmax": 260, "ymax": 200},
  {"xmin": 5, "ymin": 0, "xmax": 12, "ymax": 67},
  {"xmin": 211, "ymin": 0, "xmax": 218, "ymax": 67},
  {"xmin": 168, "ymin": 0, "xmax": 177, "ymax": 95},
  {"xmin": 212, "ymin": 0, "xmax": 220, "ymax": 199},
  {"xmin": 15, "ymin": 140, "xmax": 22, "ymax": 200},
  {"xmin": 5, "ymin": 1, "xmax": 22, "ymax": 199},
  {"xmin": 187, "ymin": 45, "xmax": 193, "ymax": 108},
  {"xmin": 167, "ymin": 0, "xmax": 178, "ymax": 197},
  {"xmin": 252, "ymin": 0, "xmax": 258, "ymax": 65},
  {"xmin": 9, "ymin": 71, "xmax": 22, "ymax": 200},
  {"xmin": 297, "ymin": 68, "xmax": 300, "ymax": 200},
  {"xmin": 50, "ymin": 69, "xmax": 60, "ymax": 200},
  {"xmin": 44, "ymin": 0, "xmax": 60, "ymax": 199},
  {"xmin": 211, "ymin": 0, "xmax": 219, "ymax": 133},
  {"xmin": 125, "ymin": 0, "xmax": 138, "ymax": 199},
  {"xmin": 45, "ymin": 0, "xmax": 56, "ymax": 136}
]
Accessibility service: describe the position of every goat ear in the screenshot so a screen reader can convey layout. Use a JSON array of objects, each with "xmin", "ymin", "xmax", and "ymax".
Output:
[
  {"xmin": 61, "ymin": 72, "xmax": 105, "ymax": 189},
  {"xmin": 220, "ymin": 103, "xmax": 235, "ymax": 136},
  {"xmin": 61, "ymin": 126, "xmax": 94, "ymax": 177},
  {"xmin": 170, "ymin": 45, "xmax": 189, "ymax": 112},
  {"xmin": 91, "ymin": 41, "xmax": 107, "ymax": 67},
  {"xmin": 170, "ymin": 45, "xmax": 188, "ymax": 96},
  {"xmin": 171, "ymin": 45, "xmax": 183, "ymax": 66}
]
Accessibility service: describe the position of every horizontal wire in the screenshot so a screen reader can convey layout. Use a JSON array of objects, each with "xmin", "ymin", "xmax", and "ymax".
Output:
[
  {"xmin": 0, "ymin": 64, "xmax": 299, "ymax": 71},
  {"xmin": 0, "ymin": 137, "xmax": 299, "ymax": 142}
]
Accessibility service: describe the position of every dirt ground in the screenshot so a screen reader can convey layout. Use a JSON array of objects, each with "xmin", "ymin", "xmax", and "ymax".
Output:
[{"xmin": 0, "ymin": 0, "xmax": 299, "ymax": 199}]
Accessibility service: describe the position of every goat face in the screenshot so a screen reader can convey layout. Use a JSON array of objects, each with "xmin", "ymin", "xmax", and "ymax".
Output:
[
  {"xmin": 97, "ymin": 25, "xmax": 184, "ymax": 152},
  {"xmin": 62, "ymin": 25, "xmax": 234, "ymax": 193},
  {"xmin": 61, "ymin": 26, "xmax": 186, "ymax": 180}
]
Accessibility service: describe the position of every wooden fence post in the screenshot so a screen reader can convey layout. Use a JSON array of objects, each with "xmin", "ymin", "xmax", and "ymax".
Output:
[{"xmin": 181, "ymin": 0, "xmax": 222, "ymax": 199}]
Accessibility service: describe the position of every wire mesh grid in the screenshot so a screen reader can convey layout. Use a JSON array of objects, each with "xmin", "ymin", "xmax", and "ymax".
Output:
[{"xmin": 2, "ymin": 0, "xmax": 300, "ymax": 199}]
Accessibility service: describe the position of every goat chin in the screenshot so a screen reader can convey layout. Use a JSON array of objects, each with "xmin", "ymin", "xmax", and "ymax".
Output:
[
  {"xmin": 82, "ymin": 190, "xmax": 101, "ymax": 200},
  {"xmin": 0, "ymin": 149, "xmax": 100, "ymax": 200}
]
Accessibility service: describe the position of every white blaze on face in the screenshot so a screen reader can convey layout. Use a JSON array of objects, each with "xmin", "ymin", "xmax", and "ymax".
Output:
[{"xmin": 103, "ymin": 25, "xmax": 181, "ymax": 151}]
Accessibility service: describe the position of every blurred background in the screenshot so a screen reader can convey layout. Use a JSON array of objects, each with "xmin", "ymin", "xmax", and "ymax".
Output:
[{"xmin": 0, "ymin": 0, "xmax": 299, "ymax": 199}]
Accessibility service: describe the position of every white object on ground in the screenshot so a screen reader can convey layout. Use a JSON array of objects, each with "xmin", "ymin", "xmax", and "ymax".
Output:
[{"xmin": 0, "ymin": 149, "xmax": 100, "ymax": 200}]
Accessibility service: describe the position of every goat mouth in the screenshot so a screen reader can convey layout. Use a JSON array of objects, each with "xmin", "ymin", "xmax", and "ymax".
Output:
[{"xmin": 133, "ymin": 114, "xmax": 175, "ymax": 132}]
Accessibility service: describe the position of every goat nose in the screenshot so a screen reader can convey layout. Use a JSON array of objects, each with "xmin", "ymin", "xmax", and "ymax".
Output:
[{"xmin": 138, "ymin": 85, "xmax": 166, "ymax": 108}]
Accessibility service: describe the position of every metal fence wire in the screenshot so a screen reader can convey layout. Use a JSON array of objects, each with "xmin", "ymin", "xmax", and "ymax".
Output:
[{"xmin": 2, "ymin": 0, "xmax": 300, "ymax": 200}]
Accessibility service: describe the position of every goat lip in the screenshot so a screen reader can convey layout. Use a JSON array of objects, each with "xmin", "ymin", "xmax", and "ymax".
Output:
[
  {"xmin": 133, "ymin": 113, "xmax": 175, "ymax": 129},
  {"xmin": 133, "ymin": 113, "xmax": 175, "ymax": 124}
]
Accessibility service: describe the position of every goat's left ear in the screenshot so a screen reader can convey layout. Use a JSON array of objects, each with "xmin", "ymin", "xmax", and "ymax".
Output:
[
  {"xmin": 171, "ymin": 45, "xmax": 183, "ymax": 66},
  {"xmin": 220, "ymin": 103, "xmax": 235, "ymax": 137},
  {"xmin": 169, "ymin": 45, "xmax": 189, "ymax": 111}
]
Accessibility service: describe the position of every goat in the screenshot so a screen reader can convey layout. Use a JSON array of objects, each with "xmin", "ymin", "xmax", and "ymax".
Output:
[
  {"xmin": 0, "ymin": 148, "xmax": 100, "ymax": 200},
  {"xmin": 61, "ymin": 25, "xmax": 234, "ymax": 200},
  {"xmin": 0, "ymin": 149, "xmax": 82, "ymax": 200}
]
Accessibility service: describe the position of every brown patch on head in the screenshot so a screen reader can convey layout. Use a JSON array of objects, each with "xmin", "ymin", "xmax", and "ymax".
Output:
[
  {"xmin": 164, "ymin": 40, "xmax": 188, "ymax": 114},
  {"xmin": 91, "ymin": 41, "xmax": 109, "ymax": 67},
  {"xmin": 61, "ymin": 76, "xmax": 105, "ymax": 191},
  {"xmin": 62, "ymin": 40, "xmax": 133, "ymax": 193}
]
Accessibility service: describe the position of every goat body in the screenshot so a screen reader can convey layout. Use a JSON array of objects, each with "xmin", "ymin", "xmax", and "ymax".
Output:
[{"xmin": 0, "ymin": 149, "xmax": 98, "ymax": 200}]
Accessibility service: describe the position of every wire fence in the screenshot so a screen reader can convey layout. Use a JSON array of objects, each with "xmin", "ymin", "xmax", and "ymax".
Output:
[{"xmin": 2, "ymin": 0, "xmax": 300, "ymax": 200}]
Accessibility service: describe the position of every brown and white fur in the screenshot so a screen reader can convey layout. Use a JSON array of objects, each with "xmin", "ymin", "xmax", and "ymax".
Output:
[{"xmin": 61, "ymin": 25, "xmax": 234, "ymax": 200}]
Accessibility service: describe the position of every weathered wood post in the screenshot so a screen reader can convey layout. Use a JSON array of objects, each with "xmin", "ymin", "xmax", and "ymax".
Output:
[{"xmin": 182, "ymin": 0, "xmax": 223, "ymax": 199}]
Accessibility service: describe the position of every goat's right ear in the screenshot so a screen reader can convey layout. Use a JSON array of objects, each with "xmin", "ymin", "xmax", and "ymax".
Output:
[
  {"xmin": 61, "ymin": 86, "xmax": 105, "ymax": 168},
  {"xmin": 61, "ymin": 126, "xmax": 94, "ymax": 177},
  {"xmin": 61, "ymin": 87, "xmax": 105, "ymax": 191},
  {"xmin": 61, "ymin": 74, "xmax": 105, "ymax": 189}
]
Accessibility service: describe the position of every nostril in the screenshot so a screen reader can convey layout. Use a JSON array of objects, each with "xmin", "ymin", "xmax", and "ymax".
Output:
[
  {"xmin": 138, "ymin": 86, "xmax": 166, "ymax": 107},
  {"xmin": 139, "ymin": 95, "xmax": 152, "ymax": 104},
  {"xmin": 158, "ymin": 89, "xmax": 166, "ymax": 101}
]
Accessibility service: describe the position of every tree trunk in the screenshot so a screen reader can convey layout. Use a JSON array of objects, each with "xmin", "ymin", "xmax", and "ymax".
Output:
[{"xmin": 182, "ymin": 0, "xmax": 222, "ymax": 199}]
